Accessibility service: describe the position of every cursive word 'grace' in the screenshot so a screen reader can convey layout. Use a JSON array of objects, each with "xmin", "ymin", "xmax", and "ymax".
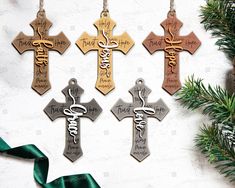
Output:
[{"xmin": 63, "ymin": 89, "xmax": 87, "ymax": 144}]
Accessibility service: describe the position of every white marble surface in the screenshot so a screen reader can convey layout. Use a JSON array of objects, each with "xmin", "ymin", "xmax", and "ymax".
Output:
[{"xmin": 0, "ymin": 0, "xmax": 234, "ymax": 187}]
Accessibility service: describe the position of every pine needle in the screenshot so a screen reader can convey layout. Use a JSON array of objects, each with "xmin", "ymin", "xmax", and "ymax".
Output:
[
  {"xmin": 176, "ymin": 76, "xmax": 235, "ymax": 127},
  {"xmin": 201, "ymin": 0, "xmax": 235, "ymax": 60},
  {"xmin": 195, "ymin": 125, "xmax": 235, "ymax": 181},
  {"xmin": 177, "ymin": 76, "xmax": 235, "ymax": 181}
]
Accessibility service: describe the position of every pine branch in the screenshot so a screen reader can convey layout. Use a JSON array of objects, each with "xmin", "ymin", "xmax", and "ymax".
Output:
[
  {"xmin": 177, "ymin": 77, "xmax": 235, "ymax": 182},
  {"xmin": 200, "ymin": 0, "xmax": 235, "ymax": 60},
  {"xmin": 195, "ymin": 125, "xmax": 235, "ymax": 181},
  {"xmin": 176, "ymin": 76, "xmax": 235, "ymax": 126}
]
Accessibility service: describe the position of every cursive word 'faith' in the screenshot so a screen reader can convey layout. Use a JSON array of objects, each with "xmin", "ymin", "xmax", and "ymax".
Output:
[
  {"xmin": 63, "ymin": 89, "xmax": 87, "ymax": 144},
  {"xmin": 33, "ymin": 28, "xmax": 53, "ymax": 72}
]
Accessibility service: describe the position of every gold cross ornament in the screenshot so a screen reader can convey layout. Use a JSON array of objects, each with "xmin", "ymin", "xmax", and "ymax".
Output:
[
  {"xmin": 12, "ymin": 10, "xmax": 70, "ymax": 95},
  {"xmin": 76, "ymin": 11, "xmax": 134, "ymax": 95}
]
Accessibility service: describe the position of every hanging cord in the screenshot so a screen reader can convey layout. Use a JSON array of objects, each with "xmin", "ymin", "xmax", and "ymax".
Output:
[
  {"xmin": 170, "ymin": 0, "xmax": 175, "ymax": 12},
  {"xmin": 103, "ymin": 0, "xmax": 108, "ymax": 12},
  {"xmin": 101, "ymin": 0, "xmax": 109, "ymax": 17},
  {"xmin": 40, "ymin": 0, "xmax": 44, "ymax": 12}
]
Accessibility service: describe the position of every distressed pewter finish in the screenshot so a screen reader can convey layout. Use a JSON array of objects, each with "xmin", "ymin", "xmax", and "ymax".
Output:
[
  {"xmin": 44, "ymin": 78, "xmax": 102, "ymax": 162},
  {"xmin": 111, "ymin": 78, "xmax": 170, "ymax": 162}
]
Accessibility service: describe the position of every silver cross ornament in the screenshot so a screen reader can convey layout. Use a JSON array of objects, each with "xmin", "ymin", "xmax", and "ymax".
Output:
[
  {"xmin": 44, "ymin": 78, "xmax": 102, "ymax": 162},
  {"xmin": 111, "ymin": 78, "xmax": 170, "ymax": 162}
]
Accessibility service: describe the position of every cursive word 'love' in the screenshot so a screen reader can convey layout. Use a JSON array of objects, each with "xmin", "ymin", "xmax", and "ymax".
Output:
[{"xmin": 133, "ymin": 90, "xmax": 155, "ymax": 138}]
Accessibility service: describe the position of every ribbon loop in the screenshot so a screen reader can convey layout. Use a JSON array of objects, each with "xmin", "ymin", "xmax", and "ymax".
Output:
[{"xmin": 0, "ymin": 138, "xmax": 100, "ymax": 188}]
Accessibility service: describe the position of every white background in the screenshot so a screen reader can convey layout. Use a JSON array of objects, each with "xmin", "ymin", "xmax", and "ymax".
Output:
[{"xmin": 0, "ymin": 0, "xmax": 234, "ymax": 188}]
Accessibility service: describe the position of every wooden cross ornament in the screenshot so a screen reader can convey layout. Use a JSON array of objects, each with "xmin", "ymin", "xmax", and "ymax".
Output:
[
  {"xmin": 143, "ymin": 11, "xmax": 201, "ymax": 95},
  {"xmin": 44, "ymin": 78, "xmax": 102, "ymax": 162},
  {"xmin": 12, "ymin": 10, "xmax": 70, "ymax": 95},
  {"xmin": 111, "ymin": 78, "xmax": 170, "ymax": 162},
  {"xmin": 76, "ymin": 11, "xmax": 134, "ymax": 95}
]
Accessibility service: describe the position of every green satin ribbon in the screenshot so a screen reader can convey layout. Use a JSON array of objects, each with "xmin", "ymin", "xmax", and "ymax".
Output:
[{"xmin": 0, "ymin": 138, "xmax": 100, "ymax": 188}]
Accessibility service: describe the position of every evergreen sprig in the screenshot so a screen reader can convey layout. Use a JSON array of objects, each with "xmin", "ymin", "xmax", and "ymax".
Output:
[
  {"xmin": 195, "ymin": 125, "xmax": 235, "ymax": 181},
  {"xmin": 177, "ymin": 0, "xmax": 235, "ymax": 183},
  {"xmin": 177, "ymin": 76, "xmax": 235, "ymax": 126},
  {"xmin": 201, "ymin": 0, "xmax": 235, "ymax": 60},
  {"xmin": 177, "ymin": 76, "xmax": 235, "ymax": 181}
]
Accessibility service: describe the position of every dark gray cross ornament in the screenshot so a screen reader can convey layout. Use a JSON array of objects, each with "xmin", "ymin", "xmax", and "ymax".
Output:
[
  {"xmin": 44, "ymin": 78, "xmax": 102, "ymax": 162},
  {"xmin": 111, "ymin": 78, "xmax": 170, "ymax": 162},
  {"xmin": 12, "ymin": 10, "xmax": 70, "ymax": 95}
]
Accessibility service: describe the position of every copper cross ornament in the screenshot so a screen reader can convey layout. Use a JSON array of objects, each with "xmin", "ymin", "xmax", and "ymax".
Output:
[
  {"xmin": 12, "ymin": 10, "xmax": 70, "ymax": 95},
  {"xmin": 44, "ymin": 78, "xmax": 102, "ymax": 162},
  {"xmin": 111, "ymin": 78, "xmax": 169, "ymax": 162},
  {"xmin": 76, "ymin": 11, "xmax": 134, "ymax": 95},
  {"xmin": 143, "ymin": 11, "xmax": 201, "ymax": 95}
]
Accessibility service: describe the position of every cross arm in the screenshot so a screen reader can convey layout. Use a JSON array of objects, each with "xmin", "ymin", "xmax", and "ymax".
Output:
[
  {"xmin": 112, "ymin": 32, "xmax": 134, "ymax": 54},
  {"xmin": 111, "ymin": 99, "xmax": 134, "ymax": 121},
  {"xmin": 12, "ymin": 32, "xmax": 35, "ymax": 54},
  {"xmin": 76, "ymin": 32, "xmax": 99, "ymax": 54},
  {"xmin": 179, "ymin": 32, "xmax": 201, "ymax": 54},
  {"xmin": 44, "ymin": 99, "xmax": 67, "ymax": 121},
  {"xmin": 147, "ymin": 99, "xmax": 170, "ymax": 121},
  {"xmin": 80, "ymin": 99, "xmax": 102, "ymax": 121},
  {"xmin": 49, "ymin": 32, "xmax": 71, "ymax": 54},
  {"xmin": 143, "ymin": 32, "xmax": 166, "ymax": 54}
]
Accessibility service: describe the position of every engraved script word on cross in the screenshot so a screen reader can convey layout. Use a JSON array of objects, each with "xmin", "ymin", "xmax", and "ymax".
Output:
[
  {"xmin": 63, "ymin": 89, "xmax": 87, "ymax": 144},
  {"xmin": 33, "ymin": 28, "xmax": 54, "ymax": 72},
  {"xmin": 12, "ymin": 10, "xmax": 70, "ymax": 95},
  {"xmin": 143, "ymin": 12, "xmax": 201, "ymax": 95},
  {"xmin": 164, "ymin": 28, "xmax": 183, "ymax": 73},
  {"xmin": 76, "ymin": 12, "xmax": 134, "ymax": 95},
  {"xmin": 98, "ymin": 29, "xmax": 118, "ymax": 77},
  {"xmin": 111, "ymin": 79, "xmax": 170, "ymax": 162},
  {"xmin": 134, "ymin": 90, "xmax": 155, "ymax": 138},
  {"xmin": 44, "ymin": 79, "xmax": 102, "ymax": 162}
]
